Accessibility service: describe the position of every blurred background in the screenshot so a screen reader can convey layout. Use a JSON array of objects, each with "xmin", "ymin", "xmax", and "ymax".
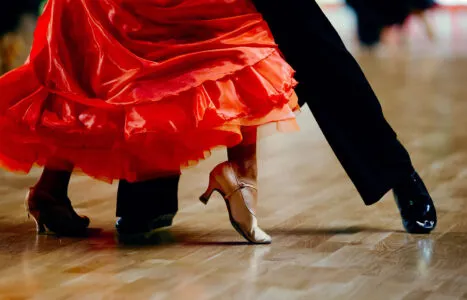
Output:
[{"xmin": 0, "ymin": 1, "xmax": 467, "ymax": 298}]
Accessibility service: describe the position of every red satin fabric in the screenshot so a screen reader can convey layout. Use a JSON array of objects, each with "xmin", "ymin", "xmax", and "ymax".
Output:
[{"xmin": 0, "ymin": 0, "xmax": 298, "ymax": 182}]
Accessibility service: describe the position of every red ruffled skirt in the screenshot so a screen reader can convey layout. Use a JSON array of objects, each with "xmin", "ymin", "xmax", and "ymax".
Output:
[{"xmin": 0, "ymin": 0, "xmax": 299, "ymax": 182}]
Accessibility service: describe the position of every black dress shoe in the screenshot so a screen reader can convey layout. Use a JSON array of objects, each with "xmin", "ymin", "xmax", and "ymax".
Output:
[
  {"xmin": 115, "ymin": 214, "xmax": 174, "ymax": 243},
  {"xmin": 393, "ymin": 172, "xmax": 437, "ymax": 234}
]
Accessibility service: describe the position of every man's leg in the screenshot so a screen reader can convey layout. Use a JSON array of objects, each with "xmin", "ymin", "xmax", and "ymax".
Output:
[
  {"xmin": 346, "ymin": 0, "xmax": 385, "ymax": 47},
  {"xmin": 252, "ymin": 0, "xmax": 436, "ymax": 232},
  {"xmin": 115, "ymin": 175, "xmax": 180, "ymax": 238}
]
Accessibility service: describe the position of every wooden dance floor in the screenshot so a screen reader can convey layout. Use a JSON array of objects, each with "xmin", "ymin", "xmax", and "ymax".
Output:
[{"xmin": 0, "ymin": 8, "xmax": 467, "ymax": 299}]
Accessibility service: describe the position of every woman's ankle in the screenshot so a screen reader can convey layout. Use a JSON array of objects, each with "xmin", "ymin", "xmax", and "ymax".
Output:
[
  {"xmin": 34, "ymin": 168, "xmax": 72, "ymax": 199},
  {"xmin": 229, "ymin": 161, "xmax": 257, "ymax": 182}
]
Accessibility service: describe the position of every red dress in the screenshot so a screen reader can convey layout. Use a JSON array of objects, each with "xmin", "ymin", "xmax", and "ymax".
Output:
[{"xmin": 0, "ymin": 0, "xmax": 298, "ymax": 182}]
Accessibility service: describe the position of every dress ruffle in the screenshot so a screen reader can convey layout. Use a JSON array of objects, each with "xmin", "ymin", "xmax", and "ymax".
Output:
[{"xmin": 0, "ymin": 0, "xmax": 299, "ymax": 182}]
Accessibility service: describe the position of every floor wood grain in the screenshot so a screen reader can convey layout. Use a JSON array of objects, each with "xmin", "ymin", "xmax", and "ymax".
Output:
[{"xmin": 0, "ymin": 7, "xmax": 466, "ymax": 300}]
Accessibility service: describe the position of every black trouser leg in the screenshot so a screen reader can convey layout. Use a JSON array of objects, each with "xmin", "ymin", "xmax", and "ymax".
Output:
[
  {"xmin": 116, "ymin": 175, "xmax": 180, "ymax": 219},
  {"xmin": 252, "ymin": 0, "xmax": 415, "ymax": 204}
]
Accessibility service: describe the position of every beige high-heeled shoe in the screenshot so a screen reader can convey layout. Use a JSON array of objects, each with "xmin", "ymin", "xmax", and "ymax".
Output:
[{"xmin": 199, "ymin": 162, "xmax": 272, "ymax": 244}]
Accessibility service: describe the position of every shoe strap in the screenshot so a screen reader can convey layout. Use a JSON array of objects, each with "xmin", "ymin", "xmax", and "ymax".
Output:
[{"xmin": 224, "ymin": 182, "xmax": 257, "ymax": 200}]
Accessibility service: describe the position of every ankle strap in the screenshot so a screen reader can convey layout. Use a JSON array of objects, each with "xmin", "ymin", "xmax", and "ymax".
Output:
[{"xmin": 225, "ymin": 182, "xmax": 257, "ymax": 199}]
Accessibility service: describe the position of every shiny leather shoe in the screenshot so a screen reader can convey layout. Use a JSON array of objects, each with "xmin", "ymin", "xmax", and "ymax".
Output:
[
  {"xmin": 115, "ymin": 214, "xmax": 174, "ymax": 243},
  {"xmin": 26, "ymin": 188, "xmax": 90, "ymax": 236},
  {"xmin": 393, "ymin": 172, "xmax": 437, "ymax": 234}
]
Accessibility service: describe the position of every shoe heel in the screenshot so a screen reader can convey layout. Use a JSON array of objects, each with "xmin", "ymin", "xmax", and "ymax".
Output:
[
  {"xmin": 28, "ymin": 210, "xmax": 46, "ymax": 234},
  {"xmin": 199, "ymin": 176, "xmax": 220, "ymax": 205},
  {"xmin": 36, "ymin": 221, "xmax": 46, "ymax": 234}
]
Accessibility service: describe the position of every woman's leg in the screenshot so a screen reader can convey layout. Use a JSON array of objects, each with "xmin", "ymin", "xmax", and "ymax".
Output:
[
  {"xmin": 35, "ymin": 168, "xmax": 72, "ymax": 199},
  {"xmin": 413, "ymin": 10, "xmax": 434, "ymax": 41},
  {"xmin": 227, "ymin": 127, "xmax": 258, "ymax": 183},
  {"xmin": 27, "ymin": 160, "xmax": 90, "ymax": 235},
  {"xmin": 201, "ymin": 127, "xmax": 271, "ymax": 244}
]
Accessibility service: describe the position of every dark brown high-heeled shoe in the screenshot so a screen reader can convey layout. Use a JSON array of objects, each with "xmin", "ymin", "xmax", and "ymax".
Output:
[{"xmin": 25, "ymin": 188, "xmax": 90, "ymax": 236}]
